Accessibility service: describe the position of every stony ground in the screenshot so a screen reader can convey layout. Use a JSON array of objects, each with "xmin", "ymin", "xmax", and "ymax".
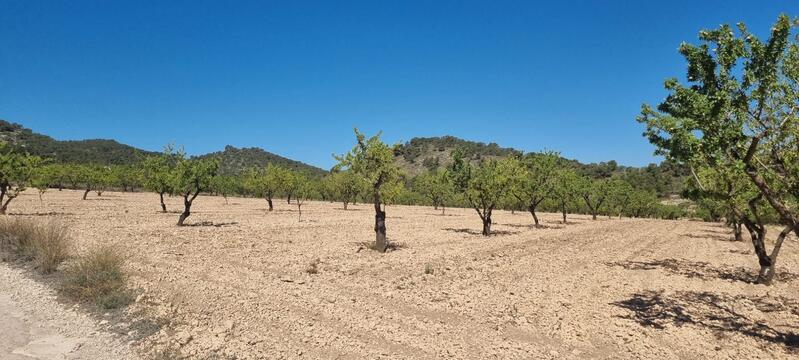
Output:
[
  {"xmin": 3, "ymin": 189, "xmax": 799, "ymax": 359},
  {"xmin": 0, "ymin": 263, "xmax": 136, "ymax": 359}
]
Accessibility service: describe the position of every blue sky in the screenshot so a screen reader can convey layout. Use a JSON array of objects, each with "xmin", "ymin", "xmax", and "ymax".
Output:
[{"xmin": 1, "ymin": 1, "xmax": 795, "ymax": 169}]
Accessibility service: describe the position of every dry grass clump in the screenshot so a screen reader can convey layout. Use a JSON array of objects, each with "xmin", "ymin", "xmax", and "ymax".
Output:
[
  {"xmin": 0, "ymin": 218, "xmax": 71, "ymax": 273},
  {"xmin": 62, "ymin": 246, "xmax": 132, "ymax": 309}
]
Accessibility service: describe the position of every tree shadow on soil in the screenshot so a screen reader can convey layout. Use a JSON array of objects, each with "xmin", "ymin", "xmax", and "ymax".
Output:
[
  {"xmin": 545, "ymin": 220, "xmax": 581, "ymax": 225},
  {"xmin": 182, "ymin": 221, "xmax": 238, "ymax": 227},
  {"xmin": 442, "ymin": 228, "xmax": 519, "ymax": 236},
  {"xmin": 682, "ymin": 232, "xmax": 737, "ymax": 242},
  {"xmin": 606, "ymin": 258, "xmax": 799, "ymax": 283},
  {"xmin": 8, "ymin": 212, "xmax": 74, "ymax": 217},
  {"xmin": 612, "ymin": 290, "xmax": 799, "ymax": 349},
  {"xmin": 355, "ymin": 240, "xmax": 408, "ymax": 252},
  {"xmin": 500, "ymin": 223, "xmax": 563, "ymax": 230}
]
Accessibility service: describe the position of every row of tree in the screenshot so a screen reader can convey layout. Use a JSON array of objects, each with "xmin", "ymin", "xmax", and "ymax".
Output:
[{"xmin": 0, "ymin": 136, "xmax": 681, "ymax": 234}]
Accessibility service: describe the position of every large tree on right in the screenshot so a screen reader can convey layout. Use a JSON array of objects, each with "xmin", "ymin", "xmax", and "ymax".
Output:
[{"xmin": 637, "ymin": 14, "xmax": 799, "ymax": 284}]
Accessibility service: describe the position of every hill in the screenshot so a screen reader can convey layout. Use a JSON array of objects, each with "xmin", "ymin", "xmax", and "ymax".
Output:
[
  {"xmin": 0, "ymin": 120, "xmax": 327, "ymax": 175},
  {"xmin": 0, "ymin": 120, "xmax": 157, "ymax": 165},
  {"xmin": 198, "ymin": 145, "xmax": 327, "ymax": 176},
  {"xmin": 395, "ymin": 136, "xmax": 688, "ymax": 196}
]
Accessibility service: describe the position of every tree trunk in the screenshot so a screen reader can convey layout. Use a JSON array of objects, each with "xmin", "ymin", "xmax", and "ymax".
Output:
[
  {"xmin": 83, "ymin": 188, "xmax": 90, "ymax": 200},
  {"xmin": 481, "ymin": 212, "xmax": 492, "ymax": 236},
  {"xmin": 434, "ymin": 203, "xmax": 438, "ymax": 210},
  {"xmin": 297, "ymin": 204, "xmax": 302, "ymax": 221},
  {"xmin": 343, "ymin": 201, "xmax": 348, "ymax": 210},
  {"xmin": 592, "ymin": 212, "xmax": 597, "ymax": 220},
  {"xmin": 159, "ymin": 192, "xmax": 167, "ymax": 213},
  {"xmin": 287, "ymin": 194, "xmax": 292, "ymax": 204},
  {"xmin": 267, "ymin": 197, "xmax": 274, "ymax": 211},
  {"xmin": 561, "ymin": 202, "xmax": 567, "ymax": 224},
  {"xmin": 441, "ymin": 205, "xmax": 445, "ymax": 216},
  {"xmin": 528, "ymin": 205, "xmax": 539, "ymax": 226},
  {"xmin": 177, "ymin": 196, "xmax": 192, "ymax": 226},
  {"xmin": 732, "ymin": 221, "xmax": 743, "ymax": 241},
  {"xmin": 373, "ymin": 187, "xmax": 387, "ymax": 252},
  {"xmin": 754, "ymin": 225, "xmax": 793, "ymax": 285}
]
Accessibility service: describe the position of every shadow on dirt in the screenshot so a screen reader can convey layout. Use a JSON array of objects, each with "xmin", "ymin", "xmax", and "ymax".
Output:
[
  {"xmin": 182, "ymin": 221, "xmax": 238, "ymax": 227},
  {"xmin": 7, "ymin": 212, "xmax": 74, "ymax": 217},
  {"xmin": 442, "ymin": 228, "xmax": 519, "ymax": 236},
  {"xmin": 612, "ymin": 290, "xmax": 799, "ymax": 349},
  {"xmin": 500, "ymin": 223, "xmax": 563, "ymax": 230},
  {"xmin": 682, "ymin": 232, "xmax": 737, "ymax": 242},
  {"xmin": 606, "ymin": 258, "xmax": 799, "ymax": 283}
]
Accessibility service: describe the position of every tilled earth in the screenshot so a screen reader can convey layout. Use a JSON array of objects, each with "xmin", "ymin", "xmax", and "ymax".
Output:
[{"xmin": 6, "ymin": 189, "xmax": 799, "ymax": 359}]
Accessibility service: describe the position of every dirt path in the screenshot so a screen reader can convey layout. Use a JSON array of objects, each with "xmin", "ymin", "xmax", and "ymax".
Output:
[{"xmin": 0, "ymin": 264, "xmax": 137, "ymax": 359}]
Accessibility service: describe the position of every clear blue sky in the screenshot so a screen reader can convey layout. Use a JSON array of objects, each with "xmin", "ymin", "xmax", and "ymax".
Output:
[{"xmin": 1, "ymin": 1, "xmax": 795, "ymax": 169}]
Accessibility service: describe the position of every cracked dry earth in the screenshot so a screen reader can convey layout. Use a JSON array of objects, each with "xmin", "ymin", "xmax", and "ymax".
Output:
[{"xmin": 2, "ymin": 189, "xmax": 799, "ymax": 359}]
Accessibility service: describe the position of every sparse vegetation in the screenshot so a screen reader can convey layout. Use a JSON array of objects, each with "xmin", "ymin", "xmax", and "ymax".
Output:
[
  {"xmin": 61, "ymin": 245, "xmax": 131, "ymax": 309},
  {"xmin": 0, "ymin": 218, "xmax": 70, "ymax": 274}
]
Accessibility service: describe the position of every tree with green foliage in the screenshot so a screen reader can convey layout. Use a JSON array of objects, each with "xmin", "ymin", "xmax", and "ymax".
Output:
[
  {"xmin": 607, "ymin": 179, "xmax": 634, "ymax": 219},
  {"xmin": 142, "ymin": 149, "xmax": 176, "ymax": 212},
  {"xmin": 293, "ymin": 174, "xmax": 317, "ymax": 221},
  {"xmin": 578, "ymin": 177, "xmax": 611, "ymax": 220},
  {"xmin": 110, "ymin": 165, "xmax": 142, "ymax": 192},
  {"xmin": 30, "ymin": 158, "xmax": 52, "ymax": 201},
  {"xmin": 627, "ymin": 190, "xmax": 658, "ymax": 218},
  {"xmin": 637, "ymin": 14, "xmax": 799, "ymax": 284},
  {"xmin": 73, "ymin": 165, "xmax": 105, "ymax": 200},
  {"xmin": 245, "ymin": 163, "xmax": 288, "ymax": 211},
  {"xmin": 327, "ymin": 170, "xmax": 366, "ymax": 210},
  {"xmin": 212, "ymin": 175, "xmax": 239, "ymax": 204},
  {"xmin": 413, "ymin": 170, "xmax": 453, "ymax": 214},
  {"xmin": 0, "ymin": 145, "xmax": 42, "ymax": 214},
  {"xmin": 551, "ymin": 169, "xmax": 579, "ymax": 224},
  {"xmin": 447, "ymin": 150, "xmax": 517, "ymax": 236},
  {"xmin": 334, "ymin": 129, "xmax": 402, "ymax": 252},
  {"xmin": 510, "ymin": 151, "xmax": 558, "ymax": 226},
  {"xmin": 171, "ymin": 156, "xmax": 219, "ymax": 226}
]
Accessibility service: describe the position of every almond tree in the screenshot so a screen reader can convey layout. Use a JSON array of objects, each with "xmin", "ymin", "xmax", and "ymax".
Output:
[
  {"xmin": 637, "ymin": 15, "xmax": 799, "ymax": 284},
  {"xmin": 551, "ymin": 169, "xmax": 579, "ymax": 224},
  {"xmin": 578, "ymin": 177, "xmax": 611, "ymax": 220},
  {"xmin": 142, "ymin": 149, "xmax": 176, "ymax": 212},
  {"xmin": 447, "ymin": 150, "xmax": 517, "ymax": 236},
  {"xmin": 293, "ymin": 174, "xmax": 317, "ymax": 221},
  {"xmin": 334, "ymin": 129, "xmax": 401, "ymax": 252},
  {"xmin": 510, "ymin": 151, "xmax": 558, "ymax": 226},
  {"xmin": 327, "ymin": 170, "xmax": 366, "ymax": 210},
  {"xmin": 0, "ymin": 144, "xmax": 41, "ymax": 214},
  {"xmin": 413, "ymin": 170, "xmax": 453, "ymax": 214},
  {"xmin": 171, "ymin": 156, "xmax": 219, "ymax": 226},
  {"xmin": 245, "ymin": 163, "xmax": 287, "ymax": 211}
]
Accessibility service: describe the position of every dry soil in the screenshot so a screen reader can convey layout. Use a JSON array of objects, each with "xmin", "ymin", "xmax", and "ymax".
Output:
[{"xmin": 2, "ymin": 189, "xmax": 798, "ymax": 359}]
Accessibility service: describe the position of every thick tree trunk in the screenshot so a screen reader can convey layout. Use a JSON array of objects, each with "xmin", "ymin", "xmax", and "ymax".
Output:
[
  {"xmin": 754, "ymin": 225, "xmax": 793, "ymax": 285},
  {"xmin": 83, "ymin": 188, "xmax": 90, "ymax": 200},
  {"xmin": 267, "ymin": 197, "xmax": 274, "ymax": 211},
  {"xmin": 481, "ymin": 212, "xmax": 492, "ymax": 236},
  {"xmin": 373, "ymin": 187, "xmax": 387, "ymax": 252},
  {"xmin": 343, "ymin": 201, "xmax": 348, "ymax": 210},
  {"xmin": 592, "ymin": 212, "xmax": 597, "ymax": 220},
  {"xmin": 159, "ymin": 192, "xmax": 167, "ymax": 213},
  {"xmin": 434, "ymin": 204, "xmax": 438, "ymax": 210}
]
